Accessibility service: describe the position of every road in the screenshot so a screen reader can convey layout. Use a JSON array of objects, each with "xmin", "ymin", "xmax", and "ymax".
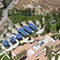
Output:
[{"xmin": 0, "ymin": 0, "xmax": 18, "ymax": 25}]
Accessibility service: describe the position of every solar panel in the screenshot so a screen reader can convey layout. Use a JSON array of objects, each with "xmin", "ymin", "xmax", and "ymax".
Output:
[
  {"xmin": 10, "ymin": 36, "xmax": 16, "ymax": 42},
  {"xmin": 28, "ymin": 23, "xmax": 37, "ymax": 30},
  {"xmin": 18, "ymin": 28, "xmax": 28, "ymax": 36},
  {"xmin": 16, "ymin": 33, "xmax": 22, "ymax": 39},
  {"xmin": 23, "ymin": 26, "xmax": 33, "ymax": 34},
  {"xmin": 2, "ymin": 39, "xmax": 9, "ymax": 46},
  {"xmin": 2, "ymin": 39, "xmax": 10, "ymax": 48},
  {"xmin": 9, "ymin": 36, "xmax": 16, "ymax": 44}
]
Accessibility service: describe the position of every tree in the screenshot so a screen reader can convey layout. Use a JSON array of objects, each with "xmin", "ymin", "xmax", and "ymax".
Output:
[
  {"xmin": 52, "ymin": 52, "xmax": 59, "ymax": 60},
  {"xmin": 3, "ymin": 0, "xmax": 7, "ymax": 8},
  {"xmin": 45, "ymin": 20, "xmax": 51, "ymax": 33},
  {"xmin": 32, "ymin": 8, "xmax": 35, "ymax": 15},
  {"xmin": 40, "ymin": 19, "xmax": 43, "ymax": 28},
  {"xmin": 3, "ymin": 33, "xmax": 6, "ymax": 38},
  {"xmin": 56, "ymin": 21, "xmax": 60, "ymax": 31},
  {"xmin": 0, "ymin": 10, "xmax": 2, "ymax": 19},
  {"xmin": 45, "ymin": 13, "xmax": 51, "ymax": 20},
  {"xmin": 51, "ymin": 12, "xmax": 56, "ymax": 17},
  {"xmin": 57, "ymin": 12, "xmax": 60, "ymax": 21},
  {"xmin": 9, "ymin": 51, "xmax": 12, "ymax": 58},
  {"xmin": 45, "ymin": 27, "xmax": 50, "ymax": 33},
  {"xmin": 23, "ymin": 8, "xmax": 31, "ymax": 16}
]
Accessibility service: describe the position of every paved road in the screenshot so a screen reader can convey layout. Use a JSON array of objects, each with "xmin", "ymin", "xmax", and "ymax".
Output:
[{"xmin": 0, "ymin": 0, "xmax": 18, "ymax": 25}]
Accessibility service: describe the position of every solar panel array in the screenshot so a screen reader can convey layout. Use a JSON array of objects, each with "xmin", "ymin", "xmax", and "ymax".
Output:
[
  {"xmin": 17, "ymin": 23, "xmax": 37, "ymax": 36},
  {"xmin": 2, "ymin": 23, "xmax": 38, "ymax": 48}
]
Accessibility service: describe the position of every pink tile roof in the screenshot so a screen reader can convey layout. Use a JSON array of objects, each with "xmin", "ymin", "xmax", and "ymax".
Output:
[
  {"xmin": 36, "ymin": 51, "xmax": 47, "ymax": 60},
  {"xmin": 26, "ymin": 51, "xmax": 47, "ymax": 60},
  {"xmin": 25, "ymin": 55, "xmax": 35, "ymax": 60},
  {"xmin": 13, "ymin": 43, "xmax": 30, "ymax": 55},
  {"xmin": 52, "ymin": 39, "xmax": 60, "ymax": 51},
  {"xmin": 13, "ymin": 32, "xmax": 54, "ymax": 60}
]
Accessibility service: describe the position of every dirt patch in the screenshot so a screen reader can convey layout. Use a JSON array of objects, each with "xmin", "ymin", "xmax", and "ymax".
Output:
[
  {"xmin": 16, "ymin": 0, "xmax": 60, "ymax": 11},
  {"xmin": 16, "ymin": 0, "xmax": 32, "ymax": 10}
]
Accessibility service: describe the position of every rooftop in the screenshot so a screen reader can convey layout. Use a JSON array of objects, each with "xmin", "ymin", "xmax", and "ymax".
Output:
[
  {"xmin": 12, "ymin": 33, "xmax": 56, "ymax": 60},
  {"xmin": 52, "ymin": 39, "xmax": 60, "ymax": 51},
  {"xmin": 13, "ymin": 43, "xmax": 30, "ymax": 55}
]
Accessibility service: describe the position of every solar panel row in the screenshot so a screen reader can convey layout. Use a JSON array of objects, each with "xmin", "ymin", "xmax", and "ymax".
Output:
[
  {"xmin": 23, "ymin": 26, "xmax": 33, "ymax": 34},
  {"xmin": 18, "ymin": 23, "xmax": 37, "ymax": 36},
  {"xmin": 28, "ymin": 23, "xmax": 37, "ymax": 30},
  {"xmin": 18, "ymin": 28, "xmax": 28, "ymax": 36},
  {"xmin": 2, "ymin": 23, "xmax": 37, "ymax": 48}
]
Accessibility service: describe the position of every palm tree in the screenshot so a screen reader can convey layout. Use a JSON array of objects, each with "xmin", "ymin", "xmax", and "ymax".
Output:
[{"xmin": 3, "ymin": 0, "xmax": 7, "ymax": 8}]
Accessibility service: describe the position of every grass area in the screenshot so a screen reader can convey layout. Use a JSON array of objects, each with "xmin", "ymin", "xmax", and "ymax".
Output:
[{"xmin": 9, "ymin": 15, "xmax": 43, "ymax": 24}]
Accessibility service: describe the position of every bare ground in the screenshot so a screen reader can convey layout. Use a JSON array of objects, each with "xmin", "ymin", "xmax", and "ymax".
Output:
[{"xmin": 16, "ymin": 0, "xmax": 60, "ymax": 11}]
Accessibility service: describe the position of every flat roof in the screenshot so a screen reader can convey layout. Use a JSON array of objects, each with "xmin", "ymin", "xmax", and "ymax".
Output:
[
  {"xmin": 26, "ymin": 51, "xmax": 47, "ymax": 60},
  {"xmin": 13, "ymin": 43, "xmax": 30, "ymax": 55}
]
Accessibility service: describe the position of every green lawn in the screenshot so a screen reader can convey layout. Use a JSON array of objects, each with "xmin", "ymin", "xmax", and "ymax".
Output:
[{"xmin": 9, "ymin": 15, "xmax": 43, "ymax": 24}]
